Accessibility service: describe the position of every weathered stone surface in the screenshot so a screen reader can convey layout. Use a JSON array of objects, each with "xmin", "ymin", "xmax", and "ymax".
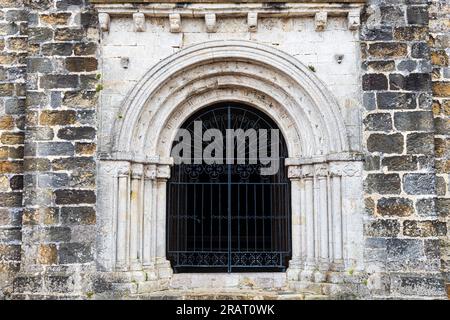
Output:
[
  {"xmin": 41, "ymin": 43, "xmax": 73, "ymax": 56},
  {"xmin": 28, "ymin": 27, "xmax": 53, "ymax": 43},
  {"xmin": 363, "ymin": 74, "xmax": 388, "ymax": 91},
  {"xmin": 54, "ymin": 28, "xmax": 85, "ymax": 41},
  {"xmin": 406, "ymin": 133, "xmax": 434, "ymax": 154},
  {"xmin": 364, "ymin": 219, "xmax": 400, "ymax": 237},
  {"xmin": 55, "ymin": 190, "xmax": 96, "ymax": 205},
  {"xmin": 411, "ymin": 42, "xmax": 429, "ymax": 59},
  {"xmin": 365, "ymin": 174, "xmax": 401, "ymax": 195},
  {"xmin": 37, "ymin": 142, "xmax": 74, "ymax": 157},
  {"xmin": 367, "ymin": 133, "xmax": 403, "ymax": 154},
  {"xmin": 404, "ymin": 73, "xmax": 431, "ymax": 91},
  {"xmin": 40, "ymin": 13, "xmax": 71, "ymax": 25},
  {"xmin": 432, "ymin": 82, "xmax": 450, "ymax": 97},
  {"xmin": 403, "ymin": 220, "xmax": 447, "ymax": 237},
  {"xmin": 65, "ymin": 58, "xmax": 97, "ymax": 72},
  {"xmin": 377, "ymin": 198, "xmax": 414, "ymax": 217},
  {"xmin": 403, "ymin": 174, "xmax": 436, "ymax": 195},
  {"xmin": 368, "ymin": 43, "xmax": 407, "ymax": 58},
  {"xmin": 39, "ymin": 75, "xmax": 78, "ymax": 89},
  {"xmin": 390, "ymin": 274, "xmax": 446, "ymax": 297},
  {"xmin": 407, "ymin": 6, "xmax": 429, "ymax": 26},
  {"xmin": 60, "ymin": 207, "xmax": 95, "ymax": 225},
  {"xmin": 394, "ymin": 111, "xmax": 434, "ymax": 131},
  {"xmin": 377, "ymin": 92, "xmax": 417, "ymax": 110},
  {"xmin": 51, "ymin": 157, "xmax": 95, "ymax": 171},
  {"xmin": 13, "ymin": 276, "xmax": 42, "ymax": 294},
  {"xmin": 58, "ymin": 243, "xmax": 93, "ymax": 264},
  {"xmin": 394, "ymin": 26, "xmax": 428, "ymax": 41},
  {"xmin": 63, "ymin": 91, "xmax": 97, "ymax": 108},
  {"xmin": 364, "ymin": 113, "xmax": 392, "ymax": 131},
  {"xmin": 366, "ymin": 61, "xmax": 395, "ymax": 72},
  {"xmin": 382, "ymin": 156, "xmax": 418, "ymax": 171},
  {"xmin": 40, "ymin": 110, "xmax": 76, "ymax": 126},
  {"xmin": 387, "ymin": 239, "xmax": 440, "ymax": 272},
  {"xmin": 37, "ymin": 173, "xmax": 69, "ymax": 188},
  {"xmin": 75, "ymin": 143, "xmax": 95, "ymax": 156},
  {"xmin": 57, "ymin": 127, "xmax": 95, "ymax": 140},
  {"xmin": 361, "ymin": 27, "xmax": 393, "ymax": 41},
  {"xmin": 364, "ymin": 155, "xmax": 380, "ymax": 171},
  {"xmin": 416, "ymin": 198, "xmax": 437, "ymax": 217},
  {"xmin": 434, "ymin": 117, "xmax": 450, "ymax": 135},
  {"xmin": 73, "ymin": 42, "xmax": 97, "ymax": 56}
]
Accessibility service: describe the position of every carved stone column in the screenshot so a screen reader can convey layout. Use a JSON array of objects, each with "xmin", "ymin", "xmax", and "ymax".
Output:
[
  {"xmin": 301, "ymin": 164, "xmax": 315, "ymax": 281},
  {"xmin": 130, "ymin": 163, "xmax": 144, "ymax": 271},
  {"xmin": 286, "ymin": 165, "xmax": 303, "ymax": 281},
  {"xmin": 116, "ymin": 163, "xmax": 131, "ymax": 271},
  {"xmin": 313, "ymin": 163, "xmax": 329, "ymax": 282},
  {"xmin": 155, "ymin": 164, "xmax": 173, "ymax": 279},
  {"xmin": 142, "ymin": 164, "xmax": 157, "ymax": 280}
]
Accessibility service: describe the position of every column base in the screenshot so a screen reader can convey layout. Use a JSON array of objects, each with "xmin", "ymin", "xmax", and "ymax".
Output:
[
  {"xmin": 286, "ymin": 259, "xmax": 303, "ymax": 281},
  {"xmin": 156, "ymin": 258, "xmax": 173, "ymax": 279}
]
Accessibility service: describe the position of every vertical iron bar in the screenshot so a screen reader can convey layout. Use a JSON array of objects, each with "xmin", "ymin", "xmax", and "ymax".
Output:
[
  {"xmin": 227, "ymin": 105, "xmax": 232, "ymax": 273},
  {"xmin": 193, "ymin": 184, "xmax": 196, "ymax": 251},
  {"xmin": 201, "ymin": 184, "xmax": 204, "ymax": 251},
  {"xmin": 262, "ymin": 183, "xmax": 265, "ymax": 251},
  {"xmin": 185, "ymin": 182, "xmax": 187, "ymax": 251},
  {"xmin": 254, "ymin": 184, "xmax": 257, "ymax": 251},
  {"xmin": 237, "ymin": 184, "xmax": 240, "ymax": 251}
]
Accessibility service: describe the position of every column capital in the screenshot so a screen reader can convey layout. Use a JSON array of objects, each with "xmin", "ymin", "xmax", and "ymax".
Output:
[
  {"xmin": 287, "ymin": 165, "xmax": 302, "ymax": 180},
  {"xmin": 144, "ymin": 164, "xmax": 157, "ymax": 180},
  {"xmin": 156, "ymin": 164, "xmax": 171, "ymax": 180},
  {"xmin": 131, "ymin": 163, "xmax": 144, "ymax": 178},
  {"xmin": 329, "ymin": 161, "xmax": 362, "ymax": 177},
  {"xmin": 314, "ymin": 163, "xmax": 329, "ymax": 177}
]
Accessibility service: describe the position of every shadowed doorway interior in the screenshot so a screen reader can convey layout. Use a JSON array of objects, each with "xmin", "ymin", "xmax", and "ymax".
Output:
[{"xmin": 167, "ymin": 103, "xmax": 291, "ymax": 273}]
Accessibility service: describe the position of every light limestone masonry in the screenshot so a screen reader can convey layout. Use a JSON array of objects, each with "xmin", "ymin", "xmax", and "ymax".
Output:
[{"xmin": 95, "ymin": 4, "xmax": 366, "ymax": 295}]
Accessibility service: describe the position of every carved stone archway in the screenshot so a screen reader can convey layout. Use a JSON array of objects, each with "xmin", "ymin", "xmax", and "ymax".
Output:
[{"xmin": 97, "ymin": 40, "xmax": 364, "ymax": 291}]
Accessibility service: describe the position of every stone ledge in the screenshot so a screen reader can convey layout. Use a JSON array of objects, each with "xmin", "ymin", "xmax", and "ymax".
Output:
[
  {"xmin": 93, "ymin": 2, "xmax": 364, "ymax": 17},
  {"xmin": 92, "ymin": 0, "xmax": 365, "ymax": 4}
]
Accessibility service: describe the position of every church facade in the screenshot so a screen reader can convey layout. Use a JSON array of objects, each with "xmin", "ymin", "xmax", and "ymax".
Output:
[{"xmin": 0, "ymin": 0, "xmax": 449, "ymax": 299}]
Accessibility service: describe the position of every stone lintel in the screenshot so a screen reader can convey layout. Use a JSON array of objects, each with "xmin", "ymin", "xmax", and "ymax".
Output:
[{"xmin": 93, "ymin": 3, "xmax": 364, "ymax": 18}]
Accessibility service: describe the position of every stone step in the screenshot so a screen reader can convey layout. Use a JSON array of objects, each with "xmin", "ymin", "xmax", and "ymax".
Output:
[{"xmin": 128, "ymin": 290, "xmax": 329, "ymax": 300}]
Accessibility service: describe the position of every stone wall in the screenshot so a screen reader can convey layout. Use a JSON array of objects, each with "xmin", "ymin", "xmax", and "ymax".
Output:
[
  {"xmin": 429, "ymin": 0, "xmax": 450, "ymax": 296},
  {"xmin": 361, "ymin": 0, "xmax": 447, "ymax": 298},
  {"xmin": 10, "ymin": 0, "xmax": 99, "ymax": 298},
  {"xmin": 0, "ymin": 0, "xmax": 26, "ymax": 299},
  {"xmin": 0, "ymin": 0, "xmax": 448, "ymax": 299}
]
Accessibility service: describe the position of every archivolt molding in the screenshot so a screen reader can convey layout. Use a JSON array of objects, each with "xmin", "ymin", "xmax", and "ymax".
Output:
[
  {"xmin": 110, "ymin": 40, "xmax": 350, "ymax": 162},
  {"xmin": 97, "ymin": 40, "xmax": 364, "ymax": 281}
]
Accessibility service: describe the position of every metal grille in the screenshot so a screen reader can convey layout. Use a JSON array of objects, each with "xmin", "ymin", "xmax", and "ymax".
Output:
[{"xmin": 167, "ymin": 103, "xmax": 291, "ymax": 273}]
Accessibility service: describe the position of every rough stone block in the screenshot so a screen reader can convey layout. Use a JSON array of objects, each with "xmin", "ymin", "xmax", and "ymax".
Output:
[
  {"xmin": 364, "ymin": 219, "xmax": 400, "ymax": 237},
  {"xmin": 58, "ymin": 243, "xmax": 93, "ymax": 264},
  {"xmin": 406, "ymin": 133, "xmax": 434, "ymax": 154},
  {"xmin": 55, "ymin": 189, "xmax": 96, "ymax": 205},
  {"xmin": 403, "ymin": 220, "xmax": 447, "ymax": 237},
  {"xmin": 403, "ymin": 173, "xmax": 436, "ymax": 195},
  {"xmin": 394, "ymin": 111, "xmax": 434, "ymax": 131},
  {"xmin": 36, "ymin": 142, "xmax": 74, "ymax": 157},
  {"xmin": 377, "ymin": 197, "xmax": 414, "ymax": 217},
  {"xmin": 367, "ymin": 133, "xmax": 404, "ymax": 154},
  {"xmin": 364, "ymin": 113, "xmax": 392, "ymax": 131},
  {"xmin": 65, "ymin": 57, "xmax": 98, "ymax": 73},
  {"xmin": 363, "ymin": 74, "xmax": 388, "ymax": 91},
  {"xmin": 57, "ymin": 127, "xmax": 96, "ymax": 140},
  {"xmin": 382, "ymin": 156, "xmax": 418, "ymax": 171},
  {"xmin": 40, "ymin": 75, "xmax": 79, "ymax": 89}
]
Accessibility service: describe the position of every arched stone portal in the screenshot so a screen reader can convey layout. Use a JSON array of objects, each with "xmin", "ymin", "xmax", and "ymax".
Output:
[{"xmin": 97, "ymin": 40, "xmax": 364, "ymax": 292}]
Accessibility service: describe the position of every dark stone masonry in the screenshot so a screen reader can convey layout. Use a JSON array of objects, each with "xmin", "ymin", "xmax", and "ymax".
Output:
[{"xmin": 0, "ymin": 0, "xmax": 448, "ymax": 299}]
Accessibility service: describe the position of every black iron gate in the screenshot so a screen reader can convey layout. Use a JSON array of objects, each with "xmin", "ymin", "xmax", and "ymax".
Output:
[{"xmin": 167, "ymin": 103, "xmax": 291, "ymax": 273}]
